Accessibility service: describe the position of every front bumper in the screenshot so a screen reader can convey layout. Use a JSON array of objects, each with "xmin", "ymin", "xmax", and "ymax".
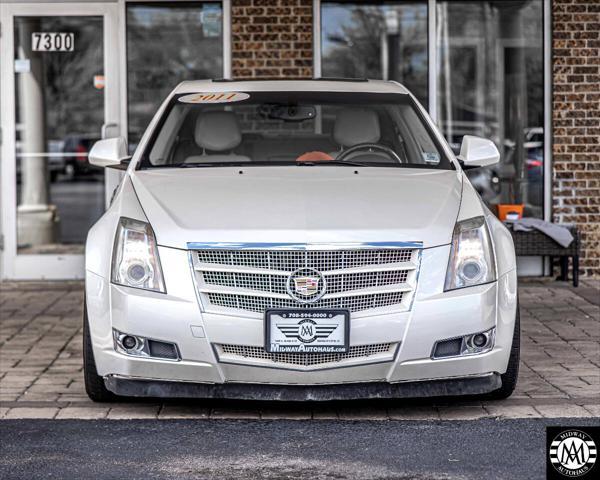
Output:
[
  {"xmin": 105, "ymin": 373, "xmax": 501, "ymax": 401},
  {"xmin": 85, "ymin": 244, "xmax": 518, "ymax": 397}
]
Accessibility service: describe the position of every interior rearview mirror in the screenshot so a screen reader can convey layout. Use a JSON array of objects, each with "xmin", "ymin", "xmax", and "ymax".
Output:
[
  {"xmin": 259, "ymin": 104, "xmax": 316, "ymax": 122},
  {"xmin": 89, "ymin": 137, "xmax": 130, "ymax": 168},
  {"xmin": 457, "ymin": 135, "xmax": 500, "ymax": 168}
]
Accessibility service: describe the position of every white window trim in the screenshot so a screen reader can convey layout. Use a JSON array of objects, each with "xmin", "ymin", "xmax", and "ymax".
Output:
[
  {"xmin": 313, "ymin": 0, "xmax": 322, "ymax": 78},
  {"xmin": 543, "ymin": 0, "xmax": 551, "ymax": 223}
]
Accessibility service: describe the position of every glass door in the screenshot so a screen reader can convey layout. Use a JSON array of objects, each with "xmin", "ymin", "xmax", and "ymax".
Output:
[{"xmin": 0, "ymin": 2, "xmax": 121, "ymax": 279}]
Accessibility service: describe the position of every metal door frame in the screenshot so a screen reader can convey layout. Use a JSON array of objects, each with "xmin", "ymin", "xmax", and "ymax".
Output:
[{"xmin": 0, "ymin": 2, "xmax": 122, "ymax": 279}]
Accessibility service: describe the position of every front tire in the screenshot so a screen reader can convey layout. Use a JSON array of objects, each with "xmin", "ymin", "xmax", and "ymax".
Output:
[
  {"xmin": 83, "ymin": 299, "xmax": 118, "ymax": 402},
  {"xmin": 488, "ymin": 304, "xmax": 520, "ymax": 399}
]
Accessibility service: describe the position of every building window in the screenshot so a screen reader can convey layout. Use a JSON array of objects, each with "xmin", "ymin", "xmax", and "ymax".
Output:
[
  {"xmin": 126, "ymin": 1, "xmax": 223, "ymax": 150},
  {"xmin": 436, "ymin": 0, "xmax": 544, "ymax": 217},
  {"xmin": 321, "ymin": 1, "xmax": 428, "ymax": 106},
  {"xmin": 319, "ymin": 0, "xmax": 545, "ymax": 218}
]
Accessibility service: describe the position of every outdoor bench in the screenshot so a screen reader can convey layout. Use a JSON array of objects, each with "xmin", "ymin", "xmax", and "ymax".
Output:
[{"xmin": 510, "ymin": 225, "xmax": 580, "ymax": 287}]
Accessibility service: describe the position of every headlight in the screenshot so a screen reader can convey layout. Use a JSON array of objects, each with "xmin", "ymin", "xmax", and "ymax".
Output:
[
  {"xmin": 445, "ymin": 216, "xmax": 496, "ymax": 291},
  {"xmin": 111, "ymin": 217, "xmax": 166, "ymax": 293}
]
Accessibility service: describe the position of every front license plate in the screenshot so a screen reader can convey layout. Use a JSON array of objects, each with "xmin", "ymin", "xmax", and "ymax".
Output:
[{"xmin": 265, "ymin": 309, "xmax": 350, "ymax": 353}]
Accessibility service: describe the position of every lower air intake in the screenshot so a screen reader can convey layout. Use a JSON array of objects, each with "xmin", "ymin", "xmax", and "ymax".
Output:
[
  {"xmin": 218, "ymin": 343, "xmax": 395, "ymax": 367},
  {"xmin": 148, "ymin": 340, "xmax": 179, "ymax": 360},
  {"xmin": 433, "ymin": 338, "xmax": 462, "ymax": 358}
]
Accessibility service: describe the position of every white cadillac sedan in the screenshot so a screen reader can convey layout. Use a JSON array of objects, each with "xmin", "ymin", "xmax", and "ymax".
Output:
[{"xmin": 84, "ymin": 79, "xmax": 519, "ymax": 402}]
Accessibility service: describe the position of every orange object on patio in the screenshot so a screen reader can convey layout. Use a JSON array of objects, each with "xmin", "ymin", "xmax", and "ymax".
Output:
[{"xmin": 496, "ymin": 204, "xmax": 525, "ymax": 221}]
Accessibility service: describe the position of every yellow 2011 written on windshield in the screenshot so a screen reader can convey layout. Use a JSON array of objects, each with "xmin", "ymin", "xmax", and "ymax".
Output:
[{"xmin": 178, "ymin": 92, "xmax": 250, "ymax": 104}]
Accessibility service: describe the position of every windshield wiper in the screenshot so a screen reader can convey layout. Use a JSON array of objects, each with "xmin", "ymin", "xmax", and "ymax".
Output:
[
  {"xmin": 296, "ymin": 160, "xmax": 373, "ymax": 168},
  {"xmin": 177, "ymin": 163, "xmax": 211, "ymax": 168},
  {"xmin": 179, "ymin": 161, "xmax": 264, "ymax": 168},
  {"xmin": 177, "ymin": 160, "xmax": 381, "ymax": 168}
]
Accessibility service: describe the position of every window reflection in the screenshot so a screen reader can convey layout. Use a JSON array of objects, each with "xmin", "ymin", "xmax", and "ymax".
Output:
[
  {"xmin": 126, "ymin": 2, "xmax": 223, "ymax": 150},
  {"xmin": 321, "ymin": 1, "xmax": 428, "ymax": 105},
  {"xmin": 437, "ymin": 0, "xmax": 544, "ymax": 217}
]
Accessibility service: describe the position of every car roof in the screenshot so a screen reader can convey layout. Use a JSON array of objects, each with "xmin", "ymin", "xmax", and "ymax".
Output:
[{"xmin": 173, "ymin": 79, "xmax": 410, "ymax": 95}]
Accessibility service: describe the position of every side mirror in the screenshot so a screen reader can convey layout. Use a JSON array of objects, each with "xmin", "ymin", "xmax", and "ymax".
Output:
[
  {"xmin": 457, "ymin": 135, "xmax": 500, "ymax": 168},
  {"xmin": 89, "ymin": 137, "xmax": 129, "ymax": 168}
]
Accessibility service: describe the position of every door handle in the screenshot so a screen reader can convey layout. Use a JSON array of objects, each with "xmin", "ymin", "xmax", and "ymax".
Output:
[{"xmin": 101, "ymin": 123, "xmax": 118, "ymax": 139}]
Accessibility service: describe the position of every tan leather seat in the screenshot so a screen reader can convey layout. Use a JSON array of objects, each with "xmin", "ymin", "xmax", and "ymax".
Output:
[
  {"xmin": 185, "ymin": 111, "xmax": 251, "ymax": 163},
  {"xmin": 330, "ymin": 108, "xmax": 387, "ymax": 160}
]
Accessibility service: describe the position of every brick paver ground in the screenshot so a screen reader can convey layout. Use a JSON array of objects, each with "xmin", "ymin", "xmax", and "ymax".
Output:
[{"xmin": 0, "ymin": 279, "xmax": 598, "ymax": 420}]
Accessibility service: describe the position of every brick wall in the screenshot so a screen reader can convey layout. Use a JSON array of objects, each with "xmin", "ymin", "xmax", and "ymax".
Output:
[
  {"xmin": 552, "ymin": 0, "xmax": 600, "ymax": 277},
  {"xmin": 231, "ymin": 0, "xmax": 313, "ymax": 79}
]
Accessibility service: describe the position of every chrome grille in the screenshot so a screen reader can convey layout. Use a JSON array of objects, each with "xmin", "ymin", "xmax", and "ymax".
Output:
[
  {"xmin": 193, "ymin": 247, "xmax": 420, "ymax": 316},
  {"xmin": 197, "ymin": 249, "xmax": 413, "ymax": 271},
  {"xmin": 219, "ymin": 343, "xmax": 394, "ymax": 367},
  {"xmin": 207, "ymin": 292, "xmax": 405, "ymax": 313},
  {"xmin": 202, "ymin": 270, "xmax": 409, "ymax": 295}
]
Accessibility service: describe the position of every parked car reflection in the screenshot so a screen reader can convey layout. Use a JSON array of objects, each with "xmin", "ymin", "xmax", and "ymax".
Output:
[{"xmin": 62, "ymin": 133, "xmax": 102, "ymax": 179}]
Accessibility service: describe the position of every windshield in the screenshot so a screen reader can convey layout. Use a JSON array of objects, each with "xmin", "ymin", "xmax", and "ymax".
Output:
[{"xmin": 141, "ymin": 91, "xmax": 450, "ymax": 169}]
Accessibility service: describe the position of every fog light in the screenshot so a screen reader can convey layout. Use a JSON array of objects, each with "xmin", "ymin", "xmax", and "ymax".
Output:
[
  {"xmin": 114, "ymin": 331, "xmax": 144, "ymax": 355},
  {"xmin": 122, "ymin": 335, "xmax": 137, "ymax": 350},
  {"xmin": 432, "ymin": 328, "xmax": 495, "ymax": 359},
  {"xmin": 465, "ymin": 330, "xmax": 493, "ymax": 352},
  {"xmin": 472, "ymin": 333, "xmax": 487, "ymax": 347},
  {"xmin": 112, "ymin": 329, "xmax": 180, "ymax": 361}
]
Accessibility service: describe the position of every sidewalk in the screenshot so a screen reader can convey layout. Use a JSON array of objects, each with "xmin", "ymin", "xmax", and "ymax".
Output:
[{"xmin": 1, "ymin": 279, "xmax": 598, "ymax": 420}]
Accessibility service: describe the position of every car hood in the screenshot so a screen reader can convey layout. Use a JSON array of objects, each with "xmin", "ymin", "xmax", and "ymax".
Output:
[{"xmin": 131, "ymin": 167, "xmax": 462, "ymax": 249}]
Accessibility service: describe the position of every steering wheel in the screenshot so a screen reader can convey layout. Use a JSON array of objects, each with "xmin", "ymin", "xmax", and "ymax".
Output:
[{"xmin": 336, "ymin": 143, "xmax": 403, "ymax": 164}]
